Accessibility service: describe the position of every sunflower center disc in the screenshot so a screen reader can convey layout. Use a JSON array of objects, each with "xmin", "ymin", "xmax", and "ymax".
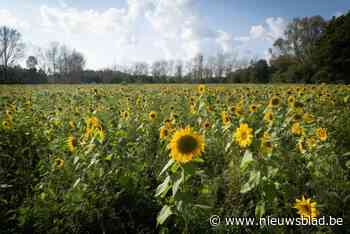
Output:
[{"xmin": 177, "ymin": 135, "xmax": 198, "ymax": 154}]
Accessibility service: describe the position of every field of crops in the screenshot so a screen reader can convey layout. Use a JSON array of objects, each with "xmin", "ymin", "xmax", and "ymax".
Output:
[{"xmin": 1, "ymin": 84, "xmax": 349, "ymax": 233}]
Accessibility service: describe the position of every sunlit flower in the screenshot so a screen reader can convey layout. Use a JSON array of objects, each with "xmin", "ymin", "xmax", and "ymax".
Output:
[
  {"xmin": 55, "ymin": 158, "xmax": 65, "ymax": 168},
  {"xmin": 233, "ymin": 123, "xmax": 253, "ymax": 148},
  {"xmin": 316, "ymin": 128, "xmax": 327, "ymax": 141},
  {"xmin": 149, "ymin": 111, "xmax": 157, "ymax": 121},
  {"xmin": 291, "ymin": 122, "xmax": 304, "ymax": 136},
  {"xmin": 293, "ymin": 196, "xmax": 318, "ymax": 220},
  {"xmin": 168, "ymin": 127, "xmax": 205, "ymax": 163},
  {"xmin": 67, "ymin": 135, "xmax": 77, "ymax": 152}
]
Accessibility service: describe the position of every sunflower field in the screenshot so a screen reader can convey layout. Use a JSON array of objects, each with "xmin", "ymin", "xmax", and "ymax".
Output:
[{"xmin": 0, "ymin": 84, "xmax": 349, "ymax": 234}]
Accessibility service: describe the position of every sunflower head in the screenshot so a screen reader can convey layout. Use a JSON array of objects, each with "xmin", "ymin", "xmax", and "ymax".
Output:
[
  {"xmin": 293, "ymin": 196, "xmax": 318, "ymax": 220},
  {"xmin": 197, "ymin": 85, "xmax": 206, "ymax": 94},
  {"xmin": 67, "ymin": 135, "xmax": 77, "ymax": 152},
  {"xmin": 168, "ymin": 127, "xmax": 205, "ymax": 163},
  {"xmin": 233, "ymin": 123, "xmax": 254, "ymax": 148},
  {"xmin": 249, "ymin": 104, "xmax": 258, "ymax": 113},
  {"xmin": 55, "ymin": 158, "xmax": 65, "ymax": 168},
  {"xmin": 203, "ymin": 120, "xmax": 210, "ymax": 129},
  {"xmin": 264, "ymin": 111, "xmax": 273, "ymax": 123},
  {"xmin": 288, "ymin": 96, "xmax": 295, "ymax": 106},
  {"xmin": 149, "ymin": 111, "xmax": 157, "ymax": 121},
  {"xmin": 221, "ymin": 111, "xmax": 231, "ymax": 125},
  {"xmin": 269, "ymin": 96, "xmax": 281, "ymax": 107},
  {"xmin": 316, "ymin": 128, "xmax": 327, "ymax": 141},
  {"xmin": 160, "ymin": 126, "xmax": 169, "ymax": 140},
  {"xmin": 291, "ymin": 122, "xmax": 304, "ymax": 136},
  {"xmin": 2, "ymin": 120, "xmax": 12, "ymax": 129},
  {"xmin": 121, "ymin": 111, "xmax": 129, "ymax": 119}
]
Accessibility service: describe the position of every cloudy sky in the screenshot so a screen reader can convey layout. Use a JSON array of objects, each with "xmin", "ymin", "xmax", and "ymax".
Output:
[{"xmin": 1, "ymin": 0, "xmax": 349, "ymax": 69}]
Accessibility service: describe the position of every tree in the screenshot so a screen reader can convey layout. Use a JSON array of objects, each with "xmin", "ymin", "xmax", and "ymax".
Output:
[
  {"xmin": 313, "ymin": 11, "xmax": 350, "ymax": 83},
  {"xmin": 270, "ymin": 16, "xmax": 327, "ymax": 64},
  {"xmin": 26, "ymin": 56, "xmax": 38, "ymax": 70},
  {"xmin": 0, "ymin": 26, "xmax": 24, "ymax": 79},
  {"xmin": 45, "ymin": 42, "xmax": 60, "ymax": 74}
]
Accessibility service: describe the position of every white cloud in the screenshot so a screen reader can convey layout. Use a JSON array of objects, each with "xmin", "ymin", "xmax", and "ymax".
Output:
[
  {"xmin": 1, "ymin": 1, "xmax": 288, "ymax": 69},
  {"xmin": 0, "ymin": 9, "xmax": 30, "ymax": 30}
]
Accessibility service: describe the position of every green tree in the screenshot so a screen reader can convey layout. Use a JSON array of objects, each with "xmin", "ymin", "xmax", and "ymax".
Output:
[{"xmin": 313, "ymin": 11, "xmax": 350, "ymax": 83}]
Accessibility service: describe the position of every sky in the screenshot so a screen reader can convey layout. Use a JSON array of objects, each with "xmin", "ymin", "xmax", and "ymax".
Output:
[{"xmin": 0, "ymin": 0, "xmax": 349, "ymax": 69}]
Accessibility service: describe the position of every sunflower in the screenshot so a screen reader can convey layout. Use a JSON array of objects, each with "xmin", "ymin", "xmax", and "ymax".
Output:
[
  {"xmin": 2, "ymin": 120, "xmax": 12, "ymax": 129},
  {"xmin": 288, "ymin": 96, "xmax": 295, "ymax": 106},
  {"xmin": 233, "ymin": 123, "xmax": 253, "ymax": 148},
  {"xmin": 307, "ymin": 137, "xmax": 317, "ymax": 150},
  {"xmin": 69, "ymin": 121, "xmax": 76, "ymax": 129},
  {"xmin": 55, "ymin": 158, "xmax": 65, "ymax": 168},
  {"xmin": 197, "ymin": 85, "xmax": 206, "ymax": 94},
  {"xmin": 264, "ymin": 111, "xmax": 273, "ymax": 123},
  {"xmin": 221, "ymin": 111, "xmax": 230, "ymax": 125},
  {"xmin": 86, "ymin": 116, "xmax": 100, "ymax": 128},
  {"xmin": 293, "ymin": 196, "xmax": 318, "ymax": 220},
  {"xmin": 269, "ymin": 96, "xmax": 281, "ymax": 107},
  {"xmin": 303, "ymin": 113, "xmax": 314, "ymax": 124},
  {"xmin": 149, "ymin": 111, "xmax": 157, "ymax": 121},
  {"xmin": 297, "ymin": 138, "xmax": 307, "ymax": 154},
  {"xmin": 168, "ymin": 127, "xmax": 205, "ymax": 163},
  {"xmin": 121, "ymin": 111, "xmax": 129, "ymax": 119},
  {"xmin": 235, "ymin": 106, "xmax": 244, "ymax": 117},
  {"xmin": 291, "ymin": 122, "xmax": 304, "ymax": 136},
  {"xmin": 164, "ymin": 118, "xmax": 173, "ymax": 129},
  {"xmin": 249, "ymin": 104, "xmax": 258, "ymax": 113},
  {"xmin": 159, "ymin": 126, "xmax": 169, "ymax": 140},
  {"xmin": 316, "ymin": 128, "xmax": 327, "ymax": 141},
  {"xmin": 67, "ymin": 135, "xmax": 77, "ymax": 152},
  {"xmin": 202, "ymin": 120, "xmax": 210, "ymax": 129},
  {"xmin": 260, "ymin": 132, "xmax": 273, "ymax": 155}
]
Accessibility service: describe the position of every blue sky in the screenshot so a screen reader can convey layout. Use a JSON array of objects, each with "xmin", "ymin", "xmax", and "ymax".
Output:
[{"xmin": 0, "ymin": 0, "xmax": 349, "ymax": 69}]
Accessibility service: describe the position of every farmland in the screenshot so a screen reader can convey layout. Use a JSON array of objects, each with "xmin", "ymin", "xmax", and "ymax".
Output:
[{"xmin": 1, "ymin": 84, "xmax": 349, "ymax": 233}]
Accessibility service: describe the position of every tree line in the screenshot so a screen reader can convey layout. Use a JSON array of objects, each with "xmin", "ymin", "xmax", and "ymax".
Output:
[{"xmin": 0, "ymin": 11, "xmax": 349, "ymax": 84}]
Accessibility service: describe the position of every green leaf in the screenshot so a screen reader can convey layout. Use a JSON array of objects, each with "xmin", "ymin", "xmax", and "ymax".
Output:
[
  {"xmin": 72, "ymin": 178, "xmax": 81, "ymax": 189},
  {"xmin": 155, "ymin": 175, "xmax": 171, "ymax": 197},
  {"xmin": 240, "ymin": 170, "xmax": 261, "ymax": 193},
  {"xmin": 240, "ymin": 150, "xmax": 254, "ymax": 172},
  {"xmin": 172, "ymin": 169, "xmax": 184, "ymax": 197},
  {"xmin": 255, "ymin": 200, "xmax": 266, "ymax": 218},
  {"xmin": 157, "ymin": 205, "xmax": 173, "ymax": 226},
  {"xmin": 159, "ymin": 159, "xmax": 175, "ymax": 176}
]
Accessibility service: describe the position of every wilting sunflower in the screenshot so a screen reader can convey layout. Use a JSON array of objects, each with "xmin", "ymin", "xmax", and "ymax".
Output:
[
  {"xmin": 316, "ymin": 128, "xmax": 327, "ymax": 141},
  {"xmin": 291, "ymin": 122, "xmax": 304, "ymax": 136},
  {"xmin": 293, "ymin": 196, "xmax": 318, "ymax": 220},
  {"xmin": 168, "ymin": 127, "xmax": 205, "ymax": 163},
  {"xmin": 149, "ymin": 111, "xmax": 157, "ymax": 121},
  {"xmin": 67, "ymin": 135, "xmax": 77, "ymax": 152},
  {"xmin": 197, "ymin": 85, "xmax": 206, "ymax": 94},
  {"xmin": 233, "ymin": 123, "xmax": 253, "ymax": 148},
  {"xmin": 55, "ymin": 158, "xmax": 65, "ymax": 168},
  {"xmin": 159, "ymin": 126, "xmax": 169, "ymax": 140}
]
